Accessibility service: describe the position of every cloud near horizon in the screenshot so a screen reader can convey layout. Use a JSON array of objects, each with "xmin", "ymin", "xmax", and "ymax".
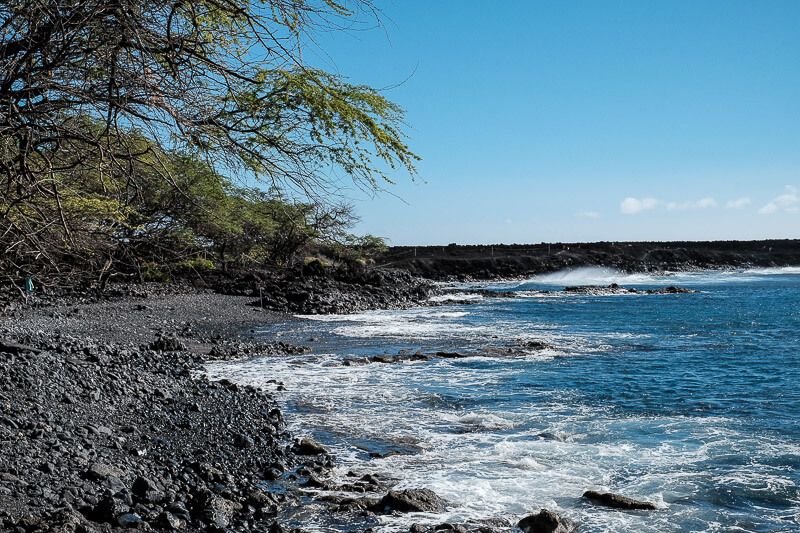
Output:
[
  {"xmin": 620, "ymin": 197, "xmax": 658, "ymax": 215},
  {"xmin": 665, "ymin": 197, "xmax": 718, "ymax": 211},
  {"xmin": 576, "ymin": 211, "xmax": 601, "ymax": 219},
  {"xmin": 758, "ymin": 186, "xmax": 799, "ymax": 215},
  {"xmin": 725, "ymin": 197, "xmax": 752, "ymax": 209},
  {"xmin": 620, "ymin": 196, "xmax": 718, "ymax": 215}
]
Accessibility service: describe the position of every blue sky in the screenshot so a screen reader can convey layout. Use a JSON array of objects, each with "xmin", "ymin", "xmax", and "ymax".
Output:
[{"xmin": 305, "ymin": 0, "xmax": 800, "ymax": 244}]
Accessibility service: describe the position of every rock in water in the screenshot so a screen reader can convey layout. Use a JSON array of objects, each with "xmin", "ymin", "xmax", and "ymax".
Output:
[
  {"xmin": 293, "ymin": 437, "xmax": 328, "ymax": 455},
  {"xmin": 374, "ymin": 488, "xmax": 447, "ymax": 513},
  {"xmin": 582, "ymin": 490, "xmax": 657, "ymax": 510},
  {"xmin": 518, "ymin": 509, "xmax": 578, "ymax": 533}
]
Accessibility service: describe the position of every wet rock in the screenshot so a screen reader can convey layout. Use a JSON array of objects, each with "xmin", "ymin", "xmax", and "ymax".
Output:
[
  {"xmin": 647, "ymin": 285, "xmax": 694, "ymax": 294},
  {"xmin": 303, "ymin": 473, "xmax": 327, "ymax": 488},
  {"xmin": 518, "ymin": 509, "xmax": 578, "ymax": 533},
  {"xmin": 433, "ymin": 523, "xmax": 468, "ymax": 533},
  {"xmin": 360, "ymin": 473, "xmax": 380, "ymax": 486},
  {"xmin": 369, "ymin": 355, "xmax": 396, "ymax": 363},
  {"xmin": 434, "ymin": 351, "xmax": 468, "ymax": 359},
  {"xmin": 537, "ymin": 431, "xmax": 569, "ymax": 442},
  {"xmin": 563, "ymin": 284, "xmax": 637, "ymax": 295},
  {"xmin": 374, "ymin": 488, "xmax": 447, "ymax": 514},
  {"xmin": 582, "ymin": 490, "xmax": 657, "ymax": 510},
  {"xmin": 293, "ymin": 437, "xmax": 328, "ymax": 455},
  {"xmin": 521, "ymin": 340, "xmax": 551, "ymax": 351},
  {"xmin": 563, "ymin": 284, "xmax": 695, "ymax": 296}
]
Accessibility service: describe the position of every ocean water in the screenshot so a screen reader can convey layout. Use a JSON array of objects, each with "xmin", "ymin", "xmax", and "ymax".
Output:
[{"xmin": 206, "ymin": 267, "xmax": 800, "ymax": 532}]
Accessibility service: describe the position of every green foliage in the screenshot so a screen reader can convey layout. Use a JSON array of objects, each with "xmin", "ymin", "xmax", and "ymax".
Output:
[
  {"xmin": 176, "ymin": 258, "xmax": 216, "ymax": 272},
  {"xmin": 140, "ymin": 262, "xmax": 170, "ymax": 283},
  {"xmin": 356, "ymin": 234, "xmax": 389, "ymax": 256},
  {"xmin": 0, "ymin": 0, "xmax": 416, "ymax": 280}
]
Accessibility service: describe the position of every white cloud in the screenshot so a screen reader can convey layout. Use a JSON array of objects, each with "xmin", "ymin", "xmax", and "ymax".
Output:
[
  {"xmin": 665, "ymin": 197, "xmax": 718, "ymax": 211},
  {"xmin": 620, "ymin": 197, "xmax": 658, "ymax": 215},
  {"xmin": 758, "ymin": 186, "xmax": 799, "ymax": 215},
  {"xmin": 695, "ymin": 197, "xmax": 718, "ymax": 209},
  {"xmin": 725, "ymin": 197, "xmax": 751, "ymax": 209},
  {"xmin": 758, "ymin": 203, "xmax": 779, "ymax": 215},
  {"xmin": 576, "ymin": 211, "xmax": 600, "ymax": 219}
]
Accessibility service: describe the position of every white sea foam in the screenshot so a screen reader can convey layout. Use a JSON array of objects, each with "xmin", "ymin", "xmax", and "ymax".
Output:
[
  {"xmin": 743, "ymin": 266, "xmax": 800, "ymax": 275},
  {"xmin": 508, "ymin": 265, "xmax": 800, "ymax": 290},
  {"xmin": 294, "ymin": 308, "xmax": 483, "ymax": 339},
  {"xmin": 440, "ymin": 412, "xmax": 516, "ymax": 430},
  {"xmin": 294, "ymin": 312, "xmax": 398, "ymax": 322},
  {"xmin": 205, "ymin": 351, "xmax": 800, "ymax": 532},
  {"xmin": 522, "ymin": 266, "xmax": 661, "ymax": 286},
  {"xmin": 428, "ymin": 293, "xmax": 484, "ymax": 303}
]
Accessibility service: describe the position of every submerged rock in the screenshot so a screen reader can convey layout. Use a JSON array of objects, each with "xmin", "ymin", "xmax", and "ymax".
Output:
[
  {"xmin": 518, "ymin": 509, "xmax": 578, "ymax": 533},
  {"xmin": 647, "ymin": 285, "xmax": 694, "ymax": 294},
  {"xmin": 582, "ymin": 490, "xmax": 657, "ymax": 510},
  {"xmin": 434, "ymin": 351, "xmax": 469, "ymax": 359},
  {"xmin": 374, "ymin": 488, "xmax": 447, "ymax": 513},
  {"xmin": 562, "ymin": 283, "xmax": 695, "ymax": 296}
]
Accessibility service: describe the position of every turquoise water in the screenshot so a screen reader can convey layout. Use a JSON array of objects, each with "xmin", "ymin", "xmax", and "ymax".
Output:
[{"xmin": 207, "ymin": 267, "xmax": 800, "ymax": 532}]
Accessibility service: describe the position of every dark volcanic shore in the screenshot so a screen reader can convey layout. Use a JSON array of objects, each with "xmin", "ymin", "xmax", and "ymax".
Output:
[
  {"xmin": 0, "ymin": 293, "xmax": 317, "ymax": 532},
  {"xmin": 1, "ymin": 244, "xmax": 774, "ymax": 532},
  {"xmin": 0, "ymin": 289, "xmax": 516, "ymax": 533},
  {"xmin": 378, "ymin": 239, "xmax": 800, "ymax": 280},
  {"xmin": 1, "ymin": 264, "xmax": 437, "ymax": 319}
]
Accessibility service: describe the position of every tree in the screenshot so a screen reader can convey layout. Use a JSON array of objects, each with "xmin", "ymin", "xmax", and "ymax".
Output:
[{"xmin": 0, "ymin": 0, "xmax": 417, "ymax": 280}]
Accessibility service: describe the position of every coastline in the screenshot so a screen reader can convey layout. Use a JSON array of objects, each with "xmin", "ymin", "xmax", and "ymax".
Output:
[
  {"xmin": 0, "ymin": 286, "xmax": 490, "ymax": 533},
  {"xmin": 3, "ymin": 260, "xmax": 799, "ymax": 532}
]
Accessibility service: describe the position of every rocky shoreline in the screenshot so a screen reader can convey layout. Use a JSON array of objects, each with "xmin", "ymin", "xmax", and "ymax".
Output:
[
  {"xmin": 0, "ymin": 266, "xmax": 694, "ymax": 533},
  {"xmin": 1, "ymin": 263, "xmax": 438, "ymax": 319},
  {"xmin": 0, "ymin": 293, "xmax": 314, "ymax": 532},
  {"xmin": 0, "ymin": 289, "xmax": 484, "ymax": 532},
  {"xmin": 0, "ymin": 288, "xmax": 553, "ymax": 533}
]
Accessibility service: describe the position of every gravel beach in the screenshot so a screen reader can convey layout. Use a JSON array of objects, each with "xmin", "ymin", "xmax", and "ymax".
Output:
[
  {"xmin": 0, "ymin": 286, "xmax": 488, "ymax": 533},
  {"xmin": 0, "ymin": 291, "xmax": 330, "ymax": 532}
]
